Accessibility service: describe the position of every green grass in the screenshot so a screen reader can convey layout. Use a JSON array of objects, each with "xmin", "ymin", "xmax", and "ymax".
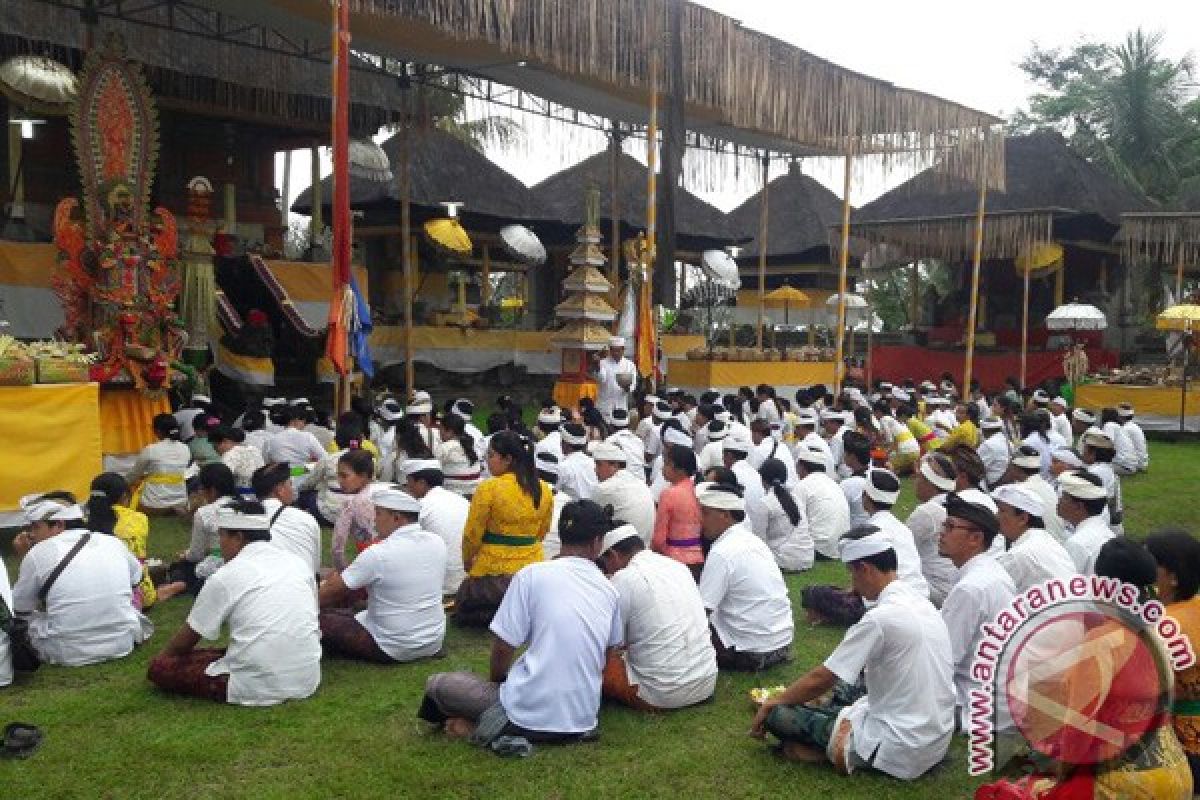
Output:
[{"xmin": 3, "ymin": 442, "xmax": 1200, "ymax": 799}]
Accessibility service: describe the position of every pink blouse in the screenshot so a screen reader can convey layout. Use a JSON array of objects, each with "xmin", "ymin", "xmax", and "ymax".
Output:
[
  {"xmin": 331, "ymin": 487, "xmax": 376, "ymax": 570},
  {"xmin": 653, "ymin": 476, "xmax": 704, "ymax": 566}
]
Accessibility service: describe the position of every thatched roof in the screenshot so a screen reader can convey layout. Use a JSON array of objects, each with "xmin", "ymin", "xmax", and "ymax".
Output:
[
  {"xmin": 192, "ymin": 0, "xmax": 1004, "ymax": 182},
  {"xmin": 2, "ymin": 0, "xmax": 406, "ymax": 132},
  {"xmin": 848, "ymin": 132, "xmax": 1154, "ymax": 263},
  {"xmin": 292, "ymin": 128, "xmax": 551, "ymax": 224},
  {"xmin": 531, "ymin": 150, "xmax": 734, "ymax": 251},
  {"xmin": 728, "ymin": 162, "xmax": 847, "ymax": 262}
]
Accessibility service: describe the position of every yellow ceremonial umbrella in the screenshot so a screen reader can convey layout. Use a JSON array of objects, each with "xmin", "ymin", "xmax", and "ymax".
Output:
[
  {"xmin": 763, "ymin": 284, "xmax": 811, "ymax": 355},
  {"xmin": 1156, "ymin": 304, "xmax": 1200, "ymax": 431},
  {"xmin": 423, "ymin": 217, "xmax": 473, "ymax": 257}
]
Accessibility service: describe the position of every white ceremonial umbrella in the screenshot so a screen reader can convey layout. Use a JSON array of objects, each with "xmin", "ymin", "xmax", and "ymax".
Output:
[
  {"xmin": 348, "ymin": 138, "xmax": 392, "ymax": 183},
  {"xmin": 700, "ymin": 249, "xmax": 741, "ymax": 288},
  {"xmin": 499, "ymin": 224, "xmax": 547, "ymax": 266},
  {"xmin": 1045, "ymin": 302, "xmax": 1107, "ymax": 331}
]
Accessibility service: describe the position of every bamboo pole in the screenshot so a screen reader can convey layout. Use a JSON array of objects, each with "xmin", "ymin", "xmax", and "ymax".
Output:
[
  {"xmin": 865, "ymin": 279, "xmax": 874, "ymax": 387},
  {"xmin": 962, "ymin": 175, "xmax": 989, "ymax": 393},
  {"xmin": 310, "ymin": 142, "xmax": 323, "ymax": 241},
  {"xmin": 1054, "ymin": 262, "xmax": 1065, "ymax": 306},
  {"xmin": 609, "ymin": 125, "xmax": 622, "ymax": 309},
  {"xmin": 280, "ymin": 149, "xmax": 292, "ymax": 230},
  {"xmin": 756, "ymin": 156, "xmax": 769, "ymax": 350},
  {"xmin": 909, "ymin": 260, "xmax": 919, "ymax": 329},
  {"xmin": 1177, "ymin": 258, "xmax": 1186, "ymax": 301},
  {"xmin": 481, "ymin": 245, "xmax": 491, "ymax": 307},
  {"xmin": 1019, "ymin": 266, "xmax": 1030, "ymax": 388},
  {"xmin": 833, "ymin": 146, "xmax": 854, "ymax": 394}
]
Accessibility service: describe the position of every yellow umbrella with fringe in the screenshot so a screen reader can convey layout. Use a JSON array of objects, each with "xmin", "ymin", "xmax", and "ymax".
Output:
[
  {"xmin": 1156, "ymin": 304, "xmax": 1200, "ymax": 431},
  {"xmin": 764, "ymin": 284, "xmax": 811, "ymax": 354},
  {"xmin": 423, "ymin": 217, "xmax": 473, "ymax": 257}
]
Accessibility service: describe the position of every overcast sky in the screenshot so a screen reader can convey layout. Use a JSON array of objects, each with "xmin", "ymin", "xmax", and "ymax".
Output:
[{"xmin": 279, "ymin": 0, "xmax": 1198, "ymax": 217}]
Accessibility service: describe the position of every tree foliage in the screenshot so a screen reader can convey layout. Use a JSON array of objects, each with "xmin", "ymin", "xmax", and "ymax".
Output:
[{"xmin": 1011, "ymin": 29, "xmax": 1200, "ymax": 206}]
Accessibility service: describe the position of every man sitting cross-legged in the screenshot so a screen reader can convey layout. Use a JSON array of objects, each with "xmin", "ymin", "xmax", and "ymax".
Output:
[
  {"xmin": 751, "ymin": 525, "xmax": 956, "ymax": 780},
  {"xmin": 317, "ymin": 487, "xmax": 447, "ymax": 663},
  {"xmin": 418, "ymin": 499, "xmax": 621, "ymax": 749},
  {"xmin": 598, "ymin": 524, "xmax": 718, "ymax": 711},
  {"xmin": 696, "ymin": 481, "xmax": 793, "ymax": 671}
]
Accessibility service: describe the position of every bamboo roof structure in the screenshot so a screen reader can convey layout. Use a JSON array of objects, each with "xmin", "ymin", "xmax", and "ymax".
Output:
[
  {"xmin": 845, "ymin": 132, "xmax": 1153, "ymax": 265},
  {"xmin": 1121, "ymin": 187, "xmax": 1200, "ymax": 268},
  {"xmin": 188, "ymin": 0, "xmax": 1005, "ymax": 180},
  {"xmin": 728, "ymin": 161, "xmax": 847, "ymax": 263},
  {"xmin": 292, "ymin": 127, "xmax": 553, "ymax": 224},
  {"xmin": 532, "ymin": 150, "xmax": 736, "ymax": 250}
]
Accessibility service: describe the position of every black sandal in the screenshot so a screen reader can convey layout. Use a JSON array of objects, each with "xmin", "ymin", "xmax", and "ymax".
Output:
[{"xmin": 2, "ymin": 723, "xmax": 43, "ymax": 759}]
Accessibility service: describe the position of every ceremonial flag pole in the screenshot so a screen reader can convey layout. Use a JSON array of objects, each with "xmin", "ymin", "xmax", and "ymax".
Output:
[
  {"xmin": 833, "ymin": 143, "xmax": 854, "ymax": 395},
  {"xmin": 963, "ymin": 171, "xmax": 989, "ymax": 393},
  {"xmin": 636, "ymin": 44, "xmax": 660, "ymax": 388},
  {"xmin": 327, "ymin": 0, "xmax": 353, "ymax": 410}
]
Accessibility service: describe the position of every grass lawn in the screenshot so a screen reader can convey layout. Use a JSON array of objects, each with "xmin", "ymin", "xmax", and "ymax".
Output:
[{"xmin": 4, "ymin": 441, "xmax": 1200, "ymax": 799}]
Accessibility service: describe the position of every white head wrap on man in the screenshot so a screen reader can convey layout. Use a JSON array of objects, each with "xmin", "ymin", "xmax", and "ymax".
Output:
[
  {"xmin": 695, "ymin": 481, "xmax": 745, "ymax": 512},
  {"xmin": 1051, "ymin": 447, "xmax": 1085, "ymax": 469},
  {"xmin": 537, "ymin": 406, "xmax": 563, "ymax": 426},
  {"xmin": 1011, "ymin": 445, "xmax": 1042, "ymax": 471},
  {"xmin": 609, "ymin": 336, "xmax": 625, "ymax": 348},
  {"xmin": 838, "ymin": 526, "xmax": 894, "ymax": 564},
  {"xmin": 609, "ymin": 408, "xmax": 631, "ymax": 429},
  {"xmin": 1059, "ymin": 470, "xmax": 1109, "ymax": 501},
  {"xmin": 918, "ymin": 456, "xmax": 957, "ymax": 493},
  {"xmin": 1071, "ymin": 408, "xmax": 1097, "ymax": 425},
  {"xmin": 402, "ymin": 458, "xmax": 443, "ymax": 478},
  {"xmin": 863, "ymin": 468, "xmax": 901, "ymax": 505},
  {"xmin": 215, "ymin": 505, "xmax": 272, "ymax": 531},
  {"xmin": 372, "ymin": 487, "xmax": 422, "ymax": 514},
  {"xmin": 600, "ymin": 523, "xmax": 641, "ymax": 555},
  {"xmin": 591, "ymin": 441, "xmax": 627, "ymax": 463},
  {"xmin": 23, "ymin": 499, "xmax": 85, "ymax": 524},
  {"xmin": 560, "ymin": 423, "xmax": 588, "ymax": 447},
  {"xmin": 992, "ymin": 483, "xmax": 1045, "ymax": 519}
]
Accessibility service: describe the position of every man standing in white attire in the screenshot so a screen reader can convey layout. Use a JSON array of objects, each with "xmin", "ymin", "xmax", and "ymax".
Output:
[
  {"xmin": 318, "ymin": 488, "xmax": 446, "ymax": 663},
  {"xmin": 598, "ymin": 524, "xmax": 718, "ymax": 711},
  {"xmin": 595, "ymin": 337, "xmax": 638, "ymax": 423},
  {"xmin": 403, "ymin": 459, "xmax": 469, "ymax": 597},
  {"xmin": 992, "ymin": 483, "xmax": 1075, "ymax": 592},
  {"xmin": 937, "ymin": 491, "xmax": 1016, "ymax": 727},
  {"xmin": 696, "ymin": 482, "xmax": 793, "ymax": 672},
  {"xmin": 752, "ymin": 526, "xmax": 955, "ymax": 779},
  {"xmin": 589, "ymin": 442, "xmax": 655, "ymax": 545}
]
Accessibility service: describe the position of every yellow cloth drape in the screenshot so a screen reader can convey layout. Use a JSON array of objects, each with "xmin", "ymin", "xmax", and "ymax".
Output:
[
  {"xmin": 0, "ymin": 384, "xmax": 102, "ymax": 511},
  {"xmin": 99, "ymin": 388, "xmax": 171, "ymax": 454},
  {"xmin": 552, "ymin": 380, "xmax": 598, "ymax": 410},
  {"xmin": 1076, "ymin": 384, "xmax": 1200, "ymax": 417},
  {"xmin": 666, "ymin": 359, "xmax": 836, "ymax": 389}
]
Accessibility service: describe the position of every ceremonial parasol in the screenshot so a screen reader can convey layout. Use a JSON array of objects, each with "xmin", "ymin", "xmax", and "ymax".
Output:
[
  {"xmin": 348, "ymin": 138, "xmax": 392, "ymax": 183},
  {"xmin": 764, "ymin": 285, "xmax": 810, "ymax": 357},
  {"xmin": 700, "ymin": 249, "xmax": 741, "ymax": 288},
  {"xmin": 423, "ymin": 202, "xmax": 472, "ymax": 257},
  {"xmin": 1156, "ymin": 304, "xmax": 1200, "ymax": 431},
  {"xmin": 0, "ymin": 55, "xmax": 77, "ymax": 113},
  {"xmin": 499, "ymin": 224, "xmax": 547, "ymax": 266},
  {"xmin": 1045, "ymin": 302, "xmax": 1107, "ymax": 331},
  {"xmin": 828, "ymin": 292, "xmax": 869, "ymax": 361}
]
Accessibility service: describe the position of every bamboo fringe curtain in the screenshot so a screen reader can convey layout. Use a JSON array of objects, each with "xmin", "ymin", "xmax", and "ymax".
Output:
[
  {"xmin": 837, "ymin": 212, "xmax": 1056, "ymax": 266},
  {"xmin": 1122, "ymin": 215, "xmax": 1200, "ymax": 270},
  {"xmin": 358, "ymin": 0, "xmax": 1005, "ymax": 187}
]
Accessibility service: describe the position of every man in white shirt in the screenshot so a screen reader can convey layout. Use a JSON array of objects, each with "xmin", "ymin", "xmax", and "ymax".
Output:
[
  {"xmin": 1049, "ymin": 397, "xmax": 1074, "ymax": 445},
  {"xmin": 907, "ymin": 452, "xmax": 958, "ymax": 606},
  {"xmin": 556, "ymin": 423, "xmax": 598, "ymax": 501},
  {"xmin": 598, "ymin": 525, "xmax": 718, "ymax": 710},
  {"xmin": 793, "ymin": 408, "xmax": 833, "ymax": 473},
  {"xmin": 264, "ymin": 406, "xmax": 328, "ymax": 467},
  {"xmin": 604, "ymin": 408, "xmax": 646, "ymax": 479},
  {"xmin": 821, "ymin": 409, "xmax": 849, "ymax": 479},
  {"xmin": 1070, "ymin": 407, "xmax": 1098, "ymax": 451},
  {"xmin": 747, "ymin": 419, "xmax": 799, "ymax": 488},
  {"xmin": 418, "ymin": 499, "xmax": 621, "ymax": 744},
  {"xmin": 721, "ymin": 433, "xmax": 768, "ymax": 537},
  {"xmin": 937, "ymin": 491, "xmax": 1016, "ymax": 726},
  {"xmin": 976, "ymin": 417, "xmax": 1011, "ymax": 488},
  {"xmin": 1058, "ymin": 470, "xmax": 1115, "ymax": 574},
  {"xmin": 1099, "ymin": 407, "xmax": 1139, "ymax": 476},
  {"xmin": 1080, "ymin": 430, "xmax": 1124, "ymax": 533},
  {"xmin": 0, "ymin": 557, "xmax": 13, "ymax": 687},
  {"xmin": 635, "ymin": 395, "xmax": 662, "ymax": 470},
  {"xmin": 589, "ymin": 442, "xmax": 655, "ymax": 545},
  {"xmin": 1117, "ymin": 403, "xmax": 1149, "ymax": 472},
  {"xmin": 697, "ymin": 419, "xmax": 729, "ymax": 473},
  {"xmin": 992, "ymin": 483, "xmax": 1076, "ymax": 592},
  {"xmin": 533, "ymin": 405, "xmax": 564, "ymax": 463},
  {"xmin": 1005, "ymin": 445, "xmax": 1068, "ymax": 543},
  {"xmin": 403, "ymin": 459, "xmax": 469, "ymax": 596},
  {"xmin": 148, "ymin": 501, "xmax": 321, "ymax": 705},
  {"xmin": 839, "ymin": 432, "xmax": 873, "ymax": 529},
  {"xmin": 696, "ymin": 482, "xmax": 793, "ymax": 671},
  {"xmin": 595, "ymin": 337, "xmax": 638, "ymax": 423},
  {"xmin": 861, "ymin": 468, "xmax": 929, "ymax": 597},
  {"xmin": 794, "ymin": 446, "xmax": 851, "ymax": 560},
  {"xmin": 12, "ymin": 498, "xmax": 147, "ymax": 667},
  {"xmin": 174, "ymin": 393, "xmax": 211, "ymax": 442},
  {"xmin": 318, "ymin": 488, "xmax": 446, "ymax": 663},
  {"xmin": 252, "ymin": 463, "xmax": 322, "ymax": 576},
  {"xmin": 752, "ymin": 526, "xmax": 955, "ymax": 779}
]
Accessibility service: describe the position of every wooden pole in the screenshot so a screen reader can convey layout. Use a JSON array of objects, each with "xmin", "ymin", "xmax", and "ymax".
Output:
[
  {"xmin": 1020, "ymin": 265, "xmax": 1031, "ymax": 388},
  {"xmin": 865, "ymin": 279, "xmax": 874, "ymax": 387},
  {"xmin": 962, "ymin": 175, "xmax": 989, "ymax": 393},
  {"xmin": 909, "ymin": 260, "xmax": 920, "ymax": 329},
  {"xmin": 1177, "ymin": 258, "xmax": 1186, "ymax": 302},
  {"xmin": 280, "ymin": 149, "xmax": 292, "ymax": 230},
  {"xmin": 756, "ymin": 156, "xmax": 769, "ymax": 350},
  {"xmin": 833, "ymin": 146, "xmax": 854, "ymax": 394},
  {"xmin": 480, "ymin": 245, "xmax": 491, "ymax": 307},
  {"xmin": 609, "ymin": 125, "xmax": 622, "ymax": 309},
  {"xmin": 310, "ymin": 142, "xmax": 323, "ymax": 241},
  {"xmin": 399, "ymin": 133, "xmax": 414, "ymax": 397},
  {"xmin": 1054, "ymin": 262, "xmax": 1065, "ymax": 307}
]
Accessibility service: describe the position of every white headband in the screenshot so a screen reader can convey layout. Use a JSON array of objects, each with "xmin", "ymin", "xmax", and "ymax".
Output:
[
  {"xmin": 23, "ymin": 499, "xmax": 84, "ymax": 524},
  {"xmin": 1052, "ymin": 447, "xmax": 1084, "ymax": 468},
  {"xmin": 402, "ymin": 458, "xmax": 442, "ymax": 477},
  {"xmin": 609, "ymin": 409, "xmax": 630, "ymax": 428},
  {"xmin": 695, "ymin": 481, "xmax": 745, "ymax": 512},
  {"xmin": 591, "ymin": 442, "xmax": 626, "ymax": 463},
  {"xmin": 795, "ymin": 445, "xmax": 827, "ymax": 468},
  {"xmin": 407, "ymin": 401, "xmax": 433, "ymax": 415},
  {"xmin": 863, "ymin": 469, "xmax": 900, "ymax": 504},
  {"xmin": 919, "ymin": 458, "xmax": 956, "ymax": 492},
  {"xmin": 1012, "ymin": 449, "xmax": 1041, "ymax": 470},
  {"xmin": 373, "ymin": 487, "xmax": 422, "ymax": 513},
  {"xmin": 992, "ymin": 483, "xmax": 1045, "ymax": 518},
  {"xmin": 663, "ymin": 427, "xmax": 693, "ymax": 448},
  {"xmin": 1060, "ymin": 471, "xmax": 1109, "ymax": 501},
  {"xmin": 839, "ymin": 531, "xmax": 894, "ymax": 563},
  {"xmin": 1072, "ymin": 409, "xmax": 1096, "ymax": 424},
  {"xmin": 537, "ymin": 408, "xmax": 562, "ymax": 425},
  {"xmin": 560, "ymin": 425, "xmax": 588, "ymax": 446},
  {"xmin": 215, "ymin": 506, "xmax": 272, "ymax": 531},
  {"xmin": 600, "ymin": 523, "xmax": 641, "ymax": 554}
]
